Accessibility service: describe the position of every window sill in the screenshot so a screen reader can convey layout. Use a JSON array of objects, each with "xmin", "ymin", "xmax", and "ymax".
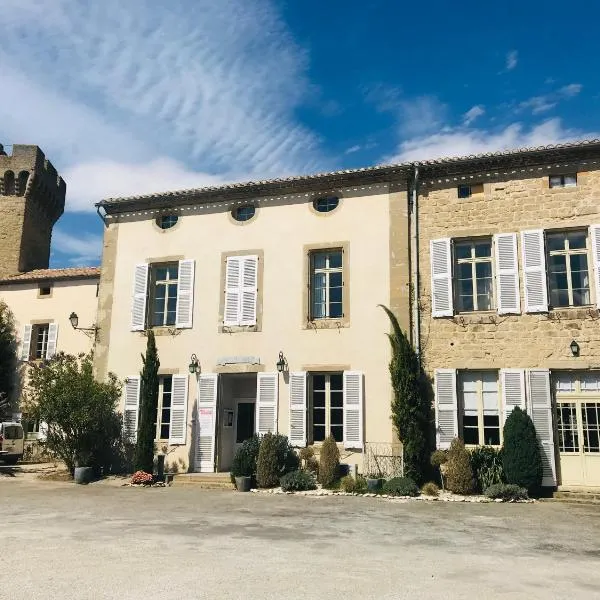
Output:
[
  {"xmin": 548, "ymin": 306, "xmax": 598, "ymax": 320},
  {"xmin": 453, "ymin": 311, "xmax": 498, "ymax": 325},
  {"xmin": 140, "ymin": 326, "xmax": 182, "ymax": 337},
  {"xmin": 220, "ymin": 324, "xmax": 259, "ymax": 333},
  {"xmin": 304, "ymin": 318, "xmax": 349, "ymax": 330}
]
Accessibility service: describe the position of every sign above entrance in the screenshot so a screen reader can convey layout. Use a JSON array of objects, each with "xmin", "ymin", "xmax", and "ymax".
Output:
[{"xmin": 216, "ymin": 356, "xmax": 261, "ymax": 366}]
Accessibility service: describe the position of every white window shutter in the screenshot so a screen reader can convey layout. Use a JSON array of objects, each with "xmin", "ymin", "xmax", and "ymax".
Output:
[
  {"xmin": 124, "ymin": 377, "xmax": 140, "ymax": 443},
  {"xmin": 20, "ymin": 324, "xmax": 32, "ymax": 361},
  {"xmin": 343, "ymin": 371, "xmax": 363, "ymax": 449},
  {"xmin": 289, "ymin": 372, "xmax": 307, "ymax": 447},
  {"xmin": 590, "ymin": 225, "xmax": 600, "ymax": 309},
  {"xmin": 196, "ymin": 373, "xmax": 218, "ymax": 472},
  {"xmin": 45, "ymin": 323, "xmax": 58, "ymax": 359},
  {"xmin": 224, "ymin": 257, "xmax": 241, "ymax": 326},
  {"xmin": 175, "ymin": 259, "xmax": 195, "ymax": 329},
  {"xmin": 500, "ymin": 369, "xmax": 525, "ymax": 424},
  {"xmin": 131, "ymin": 264, "xmax": 149, "ymax": 331},
  {"xmin": 430, "ymin": 238, "xmax": 453, "ymax": 317},
  {"xmin": 494, "ymin": 233, "xmax": 521, "ymax": 314},
  {"xmin": 521, "ymin": 230, "xmax": 548, "ymax": 313},
  {"xmin": 256, "ymin": 372, "xmax": 278, "ymax": 435},
  {"xmin": 240, "ymin": 255, "xmax": 258, "ymax": 326},
  {"xmin": 169, "ymin": 375, "xmax": 189, "ymax": 445},
  {"xmin": 526, "ymin": 369, "xmax": 557, "ymax": 487},
  {"xmin": 435, "ymin": 369, "xmax": 457, "ymax": 449}
]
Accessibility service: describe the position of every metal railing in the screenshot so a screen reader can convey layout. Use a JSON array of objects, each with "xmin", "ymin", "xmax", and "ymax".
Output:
[{"xmin": 363, "ymin": 442, "xmax": 404, "ymax": 478}]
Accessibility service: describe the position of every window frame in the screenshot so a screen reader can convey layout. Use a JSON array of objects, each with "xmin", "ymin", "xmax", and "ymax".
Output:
[
  {"xmin": 156, "ymin": 214, "xmax": 179, "ymax": 230},
  {"xmin": 545, "ymin": 229, "xmax": 592, "ymax": 308},
  {"xmin": 155, "ymin": 375, "xmax": 173, "ymax": 441},
  {"xmin": 313, "ymin": 195, "xmax": 340, "ymax": 213},
  {"xmin": 30, "ymin": 323, "xmax": 50, "ymax": 360},
  {"xmin": 549, "ymin": 174, "xmax": 577, "ymax": 189},
  {"xmin": 309, "ymin": 248, "xmax": 344, "ymax": 320},
  {"xmin": 458, "ymin": 370, "xmax": 502, "ymax": 447},
  {"xmin": 308, "ymin": 372, "xmax": 344, "ymax": 444},
  {"xmin": 453, "ymin": 238, "xmax": 495, "ymax": 313},
  {"xmin": 147, "ymin": 262, "xmax": 179, "ymax": 328},
  {"xmin": 232, "ymin": 205, "xmax": 256, "ymax": 222}
]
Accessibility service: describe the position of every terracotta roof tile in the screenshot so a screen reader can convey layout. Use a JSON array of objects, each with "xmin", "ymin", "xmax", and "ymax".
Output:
[{"xmin": 0, "ymin": 267, "xmax": 100, "ymax": 284}]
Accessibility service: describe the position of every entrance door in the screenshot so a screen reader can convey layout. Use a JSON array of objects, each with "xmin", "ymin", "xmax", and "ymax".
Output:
[
  {"xmin": 555, "ymin": 373, "xmax": 600, "ymax": 487},
  {"xmin": 235, "ymin": 401, "xmax": 255, "ymax": 450}
]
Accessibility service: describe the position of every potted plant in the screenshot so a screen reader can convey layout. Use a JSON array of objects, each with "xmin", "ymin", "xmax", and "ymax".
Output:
[
  {"xmin": 365, "ymin": 472, "xmax": 382, "ymax": 492},
  {"xmin": 73, "ymin": 450, "xmax": 94, "ymax": 485},
  {"xmin": 231, "ymin": 435, "xmax": 260, "ymax": 492},
  {"xmin": 430, "ymin": 449, "xmax": 448, "ymax": 490}
]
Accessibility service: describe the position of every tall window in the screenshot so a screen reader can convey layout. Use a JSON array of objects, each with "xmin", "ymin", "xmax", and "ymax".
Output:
[
  {"xmin": 154, "ymin": 376, "xmax": 172, "ymax": 440},
  {"xmin": 310, "ymin": 250, "xmax": 343, "ymax": 319},
  {"xmin": 309, "ymin": 373, "xmax": 343, "ymax": 443},
  {"xmin": 459, "ymin": 371, "xmax": 500, "ymax": 446},
  {"xmin": 454, "ymin": 240, "xmax": 493, "ymax": 312},
  {"xmin": 547, "ymin": 231, "xmax": 591, "ymax": 307},
  {"xmin": 31, "ymin": 324, "xmax": 50, "ymax": 359},
  {"xmin": 149, "ymin": 263, "xmax": 178, "ymax": 327}
]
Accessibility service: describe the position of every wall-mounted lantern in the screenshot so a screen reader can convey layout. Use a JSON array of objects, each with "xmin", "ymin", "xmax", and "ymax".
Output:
[
  {"xmin": 570, "ymin": 340, "xmax": 580, "ymax": 357},
  {"xmin": 276, "ymin": 351, "xmax": 288, "ymax": 373},
  {"xmin": 188, "ymin": 354, "xmax": 200, "ymax": 374},
  {"xmin": 68, "ymin": 311, "xmax": 99, "ymax": 340}
]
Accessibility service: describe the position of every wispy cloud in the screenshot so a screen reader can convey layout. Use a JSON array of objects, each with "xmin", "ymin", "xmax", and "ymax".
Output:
[
  {"xmin": 518, "ymin": 83, "xmax": 583, "ymax": 114},
  {"xmin": 387, "ymin": 118, "xmax": 598, "ymax": 163},
  {"xmin": 398, "ymin": 96, "xmax": 448, "ymax": 137},
  {"xmin": 51, "ymin": 230, "xmax": 103, "ymax": 266},
  {"xmin": 0, "ymin": 0, "xmax": 326, "ymax": 213},
  {"xmin": 344, "ymin": 145, "xmax": 362, "ymax": 155},
  {"xmin": 463, "ymin": 105, "xmax": 485, "ymax": 126},
  {"xmin": 505, "ymin": 50, "xmax": 518, "ymax": 71}
]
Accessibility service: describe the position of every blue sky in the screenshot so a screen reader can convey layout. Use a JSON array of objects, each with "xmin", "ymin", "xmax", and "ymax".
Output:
[{"xmin": 0, "ymin": 0, "xmax": 598, "ymax": 267}]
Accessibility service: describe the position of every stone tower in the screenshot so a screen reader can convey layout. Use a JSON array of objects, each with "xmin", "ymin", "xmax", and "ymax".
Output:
[{"xmin": 0, "ymin": 144, "xmax": 66, "ymax": 277}]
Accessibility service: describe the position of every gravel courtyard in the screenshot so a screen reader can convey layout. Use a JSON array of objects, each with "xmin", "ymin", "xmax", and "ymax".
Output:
[{"xmin": 1, "ymin": 477, "xmax": 600, "ymax": 599}]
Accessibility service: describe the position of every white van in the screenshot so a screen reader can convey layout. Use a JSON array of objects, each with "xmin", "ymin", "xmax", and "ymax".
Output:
[{"xmin": 0, "ymin": 422, "xmax": 24, "ymax": 465}]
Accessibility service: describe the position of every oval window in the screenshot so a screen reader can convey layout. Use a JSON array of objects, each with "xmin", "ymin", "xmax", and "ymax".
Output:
[
  {"xmin": 232, "ymin": 205, "xmax": 256, "ymax": 222},
  {"xmin": 157, "ymin": 214, "xmax": 179, "ymax": 230},
  {"xmin": 313, "ymin": 196, "xmax": 339, "ymax": 213}
]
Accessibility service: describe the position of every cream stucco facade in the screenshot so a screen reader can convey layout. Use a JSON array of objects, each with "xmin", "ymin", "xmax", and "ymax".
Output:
[{"xmin": 96, "ymin": 182, "xmax": 410, "ymax": 473}]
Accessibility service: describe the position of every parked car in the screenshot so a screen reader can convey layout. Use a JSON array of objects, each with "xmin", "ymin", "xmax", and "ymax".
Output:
[{"xmin": 0, "ymin": 422, "xmax": 24, "ymax": 465}]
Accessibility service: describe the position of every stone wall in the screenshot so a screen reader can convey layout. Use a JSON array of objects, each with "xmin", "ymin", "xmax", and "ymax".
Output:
[
  {"xmin": 417, "ymin": 160, "xmax": 600, "ymax": 374},
  {"xmin": 0, "ymin": 145, "xmax": 65, "ymax": 277}
]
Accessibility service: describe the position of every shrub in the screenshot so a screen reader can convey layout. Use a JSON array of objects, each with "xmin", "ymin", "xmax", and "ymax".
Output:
[
  {"xmin": 502, "ymin": 407, "xmax": 543, "ymax": 496},
  {"xmin": 280, "ymin": 470, "xmax": 317, "ymax": 492},
  {"xmin": 484, "ymin": 483, "xmax": 529, "ymax": 501},
  {"xmin": 421, "ymin": 481, "xmax": 440, "ymax": 497},
  {"xmin": 317, "ymin": 436, "xmax": 340, "ymax": 488},
  {"xmin": 231, "ymin": 435, "xmax": 261, "ymax": 479},
  {"xmin": 299, "ymin": 446, "xmax": 319, "ymax": 473},
  {"xmin": 430, "ymin": 450, "xmax": 448, "ymax": 468},
  {"xmin": 383, "ymin": 476, "xmax": 419, "ymax": 497},
  {"xmin": 470, "ymin": 446, "xmax": 504, "ymax": 493},
  {"xmin": 340, "ymin": 475, "xmax": 368, "ymax": 493},
  {"xmin": 380, "ymin": 305, "xmax": 432, "ymax": 484},
  {"xmin": 131, "ymin": 470, "xmax": 153, "ymax": 485},
  {"xmin": 444, "ymin": 438, "xmax": 475, "ymax": 495},
  {"xmin": 256, "ymin": 433, "xmax": 299, "ymax": 488}
]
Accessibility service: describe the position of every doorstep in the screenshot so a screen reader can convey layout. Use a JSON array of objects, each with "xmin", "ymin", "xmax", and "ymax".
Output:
[
  {"xmin": 171, "ymin": 472, "xmax": 234, "ymax": 490},
  {"xmin": 542, "ymin": 487, "xmax": 600, "ymax": 505}
]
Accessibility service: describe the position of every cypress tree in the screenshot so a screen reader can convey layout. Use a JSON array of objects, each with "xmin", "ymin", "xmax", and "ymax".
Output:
[
  {"xmin": 0, "ymin": 300, "xmax": 17, "ymax": 419},
  {"xmin": 379, "ymin": 305, "xmax": 431, "ymax": 484},
  {"xmin": 502, "ymin": 407, "xmax": 543, "ymax": 495},
  {"xmin": 134, "ymin": 331, "xmax": 160, "ymax": 473}
]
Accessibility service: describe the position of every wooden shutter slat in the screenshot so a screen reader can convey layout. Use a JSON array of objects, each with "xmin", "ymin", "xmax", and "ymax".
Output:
[
  {"xmin": 196, "ymin": 374, "xmax": 218, "ymax": 472},
  {"xmin": 240, "ymin": 255, "xmax": 258, "ymax": 326},
  {"xmin": 343, "ymin": 371, "xmax": 363, "ymax": 449},
  {"xmin": 175, "ymin": 259, "xmax": 195, "ymax": 329},
  {"xmin": 430, "ymin": 238, "xmax": 453, "ymax": 317},
  {"xmin": 124, "ymin": 377, "xmax": 140, "ymax": 443},
  {"xmin": 20, "ymin": 324, "xmax": 32, "ymax": 361},
  {"xmin": 500, "ymin": 369, "xmax": 525, "ymax": 424},
  {"xmin": 169, "ymin": 375, "xmax": 189, "ymax": 445},
  {"xmin": 224, "ymin": 257, "xmax": 241, "ymax": 326},
  {"xmin": 289, "ymin": 372, "xmax": 307, "ymax": 447},
  {"xmin": 45, "ymin": 323, "xmax": 58, "ymax": 359},
  {"xmin": 526, "ymin": 369, "xmax": 557, "ymax": 487},
  {"xmin": 131, "ymin": 264, "xmax": 149, "ymax": 330},
  {"xmin": 256, "ymin": 372, "xmax": 278, "ymax": 435},
  {"xmin": 435, "ymin": 369, "xmax": 457, "ymax": 450},
  {"xmin": 494, "ymin": 233, "xmax": 521, "ymax": 314},
  {"xmin": 521, "ymin": 230, "xmax": 548, "ymax": 313},
  {"xmin": 590, "ymin": 225, "xmax": 600, "ymax": 309}
]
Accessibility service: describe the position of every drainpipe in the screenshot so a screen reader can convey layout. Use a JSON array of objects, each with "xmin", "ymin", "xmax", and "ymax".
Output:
[{"xmin": 410, "ymin": 166, "xmax": 421, "ymax": 360}]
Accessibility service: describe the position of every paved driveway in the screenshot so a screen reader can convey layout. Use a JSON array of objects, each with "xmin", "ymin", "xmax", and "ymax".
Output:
[{"xmin": 1, "ymin": 478, "xmax": 599, "ymax": 599}]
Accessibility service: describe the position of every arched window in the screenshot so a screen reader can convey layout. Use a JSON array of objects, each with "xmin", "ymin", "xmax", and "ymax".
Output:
[
  {"xmin": 17, "ymin": 171, "xmax": 29, "ymax": 196},
  {"xmin": 3, "ymin": 171, "xmax": 15, "ymax": 196}
]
